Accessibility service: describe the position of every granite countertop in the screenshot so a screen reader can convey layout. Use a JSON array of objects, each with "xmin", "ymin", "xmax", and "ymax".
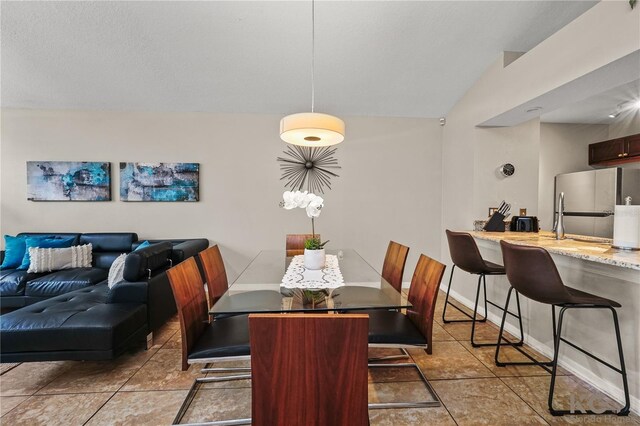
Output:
[{"xmin": 468, "ymin": 231, "xmax": 640, "ymax": 271}]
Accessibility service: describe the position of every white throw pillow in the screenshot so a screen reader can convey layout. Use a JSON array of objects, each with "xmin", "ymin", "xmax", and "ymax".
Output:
[
  {"xmin": 108, "ymin": 253, "xmax": 128, "ymax": 289},
  {"xmin": 27, "ymin": 244, "xmax": 93, "ymax": 273}
]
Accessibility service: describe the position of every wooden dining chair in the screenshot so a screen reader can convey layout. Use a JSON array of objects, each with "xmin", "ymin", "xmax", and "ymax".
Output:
[
  {"xmin": 286, "ymin": 234, "xmax": 320, "ymax": 257},
  {"xmin": 367, "ymin": 253, "xmax": 446, "ymax": 409},
  {"xmin": 198, "ymin": 245, "xmax": 229, "ymax": 309},
  {"xmin": 249, "ymin": 314, "xmax": 369, "ymax": 426},
  {"xmin": 167, "ymin": 257, "xmax": 252, "ymax": 425},
  {"xmin": 381, "ymin": 240, "xmax": 410, "ymax": 292}
]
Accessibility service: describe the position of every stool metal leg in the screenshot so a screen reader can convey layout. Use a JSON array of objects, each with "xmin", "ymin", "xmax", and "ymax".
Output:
[
  {"xmin": 442, "ymin": 266, "xmax": 487, "ymax": 324},
  {"xmin": 472, "ymin": 279, "xmax": 524, "ymax": 348},
  {"xmin": 549, "ymin": 306, "xmax": 630, "ymax": 416},
  {"xmin": 494, "ymin": 287, "xmax": 553, "ymax": 369}
]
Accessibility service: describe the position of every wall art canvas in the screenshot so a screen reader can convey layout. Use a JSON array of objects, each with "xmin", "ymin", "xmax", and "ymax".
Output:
[
  {"xmin": 27, "ymin": 161, "xmax": 111, "ymax": 201},
  {"xmin": 120, "ymin": 162, "xmax": 199, "ymax": 202}
]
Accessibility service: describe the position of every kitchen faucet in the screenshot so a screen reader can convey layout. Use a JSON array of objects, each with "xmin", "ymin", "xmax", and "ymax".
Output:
[{"xmin": 553, "ymin": 192, "xmax": 565, "ymax": 240}]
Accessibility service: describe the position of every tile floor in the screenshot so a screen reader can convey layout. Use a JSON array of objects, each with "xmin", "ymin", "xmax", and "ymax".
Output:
[{"xmin": 1, "ymin": 291, "xmax": 638, "ymax": 425}]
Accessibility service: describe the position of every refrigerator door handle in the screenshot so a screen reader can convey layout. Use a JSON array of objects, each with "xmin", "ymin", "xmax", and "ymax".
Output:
[{"xmin": 560, "ymin": 211, "xmax": 614, "ymax": 218}]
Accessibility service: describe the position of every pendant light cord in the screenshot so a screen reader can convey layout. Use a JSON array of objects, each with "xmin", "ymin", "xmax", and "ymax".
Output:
[{"xmin": 311, "ymin": 0, "xmax": 315, "ymax": 113}]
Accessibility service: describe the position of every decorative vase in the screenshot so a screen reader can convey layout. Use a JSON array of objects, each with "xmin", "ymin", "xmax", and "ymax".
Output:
[{"xmin": 304, "ymin": 248, "xmax": 326, "ymax": 270}]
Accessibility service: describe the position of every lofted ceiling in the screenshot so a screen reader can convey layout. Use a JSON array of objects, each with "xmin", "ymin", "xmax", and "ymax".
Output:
[{"xmin": 1, "ymin": 1, "xmax": 596, "ymax": 118}]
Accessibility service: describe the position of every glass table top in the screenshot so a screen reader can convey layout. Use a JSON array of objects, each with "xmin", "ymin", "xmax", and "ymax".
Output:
[{"xmin": 210, "ymin": 249, "xmax": 411, "ymax": 314}]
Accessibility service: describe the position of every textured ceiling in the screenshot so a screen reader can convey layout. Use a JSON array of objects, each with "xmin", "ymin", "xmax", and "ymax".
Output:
[
  {"xmin": 1, "ymin": 1, "xmax": 596, "ymax": 117},
  {"xmin": 542, "ymin": 79, "xmax": 640, "ymax": 124}
]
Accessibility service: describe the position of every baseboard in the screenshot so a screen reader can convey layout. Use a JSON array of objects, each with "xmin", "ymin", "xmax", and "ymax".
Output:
[{"xmin": 439, "ymin": 284, "xmax": 639, "ymax": 415}]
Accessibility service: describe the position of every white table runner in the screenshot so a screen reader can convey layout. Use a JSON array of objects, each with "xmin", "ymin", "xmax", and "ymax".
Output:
[{"xmin": 281, "ymin": 254, "xmax": 344, "ymax": 289}]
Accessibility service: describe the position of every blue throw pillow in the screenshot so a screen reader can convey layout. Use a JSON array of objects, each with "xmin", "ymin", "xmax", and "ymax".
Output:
[
  {"xmin": 0, "ymin": 235, "xmax": 27, "ymax": 270},
  {"xmin": 18, "ymin": 236, "xmax": 76, "ymax": 270},
  {"xmin": 134, "ymin": 240, "xmax": 152, "ymax": 251}
]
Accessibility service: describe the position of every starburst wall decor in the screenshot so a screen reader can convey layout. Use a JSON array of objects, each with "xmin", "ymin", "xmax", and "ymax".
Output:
[{"xmin": 277, "ymin": 145, "xmax": 340, "ymax": 194}]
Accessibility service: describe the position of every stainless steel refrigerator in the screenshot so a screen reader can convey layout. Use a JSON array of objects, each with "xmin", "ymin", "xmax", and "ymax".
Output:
[{"xmin": 554, "ymin": 168, "xmax": 640, "ymax": 238}]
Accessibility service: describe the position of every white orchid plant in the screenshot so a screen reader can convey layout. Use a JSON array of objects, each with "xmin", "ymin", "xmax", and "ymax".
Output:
[{"xmin": 282, "ymin": 190, "xmax": 328, "ymax": 249}]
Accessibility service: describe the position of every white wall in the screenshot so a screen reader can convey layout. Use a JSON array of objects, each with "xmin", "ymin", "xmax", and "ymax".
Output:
[
  {"xmin": 0, "ymin": 109, "xmax": 443, "ymax": 282},
  {"xmin": 538, "ymin": 123, "xmax": 609, "ymax": 231}
]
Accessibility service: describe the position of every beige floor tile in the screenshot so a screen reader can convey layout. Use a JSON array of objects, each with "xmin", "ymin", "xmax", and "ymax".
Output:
[
  {"xmin": 408, "ymin": 341, "xmax": 495, "ymax": 380},
  {"xmin": 37, "ymin": 348, "xmax": 157, "ymax": 394},
  {"xmin": 181, "ymin": 388, "xmax": 251, "ymax": 424},
  {"xmin": 501, "ymin": 375, "xmax": 640, "ymax": 425},
  {"xmin": 459, "ymin": 341, "xmax": 569, "ymax": 378},
  {"xmin": 369, "ymin": 407, "xmax": 457, "ymax": 425},
  {"xmin": 86, "ymin": 390, "xmax": 187, "ymax": 426},
  {"xmin": 150, "ymin": 323, "xmax": 180, "ymax": 350},
  {"xmin": 368, "ymin": 381, "xmax": 438, "ymax": 405},
  {"xmin": 121, "ymin": 349, "xmax": 200, "ymax": 391},
  {"xmin": 0, "ymin": 395, "xmax": 28, "ymax": 417},
  {"xmin": 442, "ymin": 320, "xmax": 520, "ymax": 345},
  {"xmin": 368, "ymin": 364, "xmax": 424, "ymax": 383},
  {"xmin": 162, "ymin": 329, "xmax": 182, "ymax": 349},
  {"xmin": 432, "ymin": 377, "xmax": 548, "ymax": 425},
  {"xmin": 1, "ymin": 392, "xmax": 112, "ymax": 425},
  {"xmin": 0, "ymin": 361, "xmax": 73, "ymax": 396},
  {"xmin": 0, "ymin": 363, "xmax": 20, "ymax": 375},
  {"xmin": 432, "ymin": 321, "xmax": 456, "ymax": 341}
]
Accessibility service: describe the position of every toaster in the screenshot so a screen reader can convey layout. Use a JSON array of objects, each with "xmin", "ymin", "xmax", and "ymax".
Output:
[{"xmin": 509, "ymin": 216, "xmax": 539, "ymax": 232}]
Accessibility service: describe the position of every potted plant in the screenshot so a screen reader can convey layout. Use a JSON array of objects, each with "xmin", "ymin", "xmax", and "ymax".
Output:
[{"xmin": 282, "ymin": 190, "xmax": 329, "ymax": 269}]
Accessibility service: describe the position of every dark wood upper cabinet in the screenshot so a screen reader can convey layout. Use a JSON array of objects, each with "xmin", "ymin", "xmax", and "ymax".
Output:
[
  {"xmin": 589, "ymin": 133, "xmax": 640, "ymax": 166},
  {"xmin": 626, "ymin": 134, "xmax": 640, "ymax": 158}
]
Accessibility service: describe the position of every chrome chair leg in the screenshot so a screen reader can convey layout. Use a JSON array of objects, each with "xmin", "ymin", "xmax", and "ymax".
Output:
[
  {"xmin": 173, "ymin": 364, "xmax": 252, "ymax": 425},
  {"xmin": 368, "ymin": 347, "xmax": 410, "ymax": 362},
  {"xmin": 367, "ymin": 361, "xmax": 440, "ymax": 409}
]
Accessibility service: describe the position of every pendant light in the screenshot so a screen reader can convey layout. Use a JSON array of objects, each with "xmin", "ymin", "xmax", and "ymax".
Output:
[{"xmin": 280, "ymin": 0, "xmax": 345, "ymax": 147}]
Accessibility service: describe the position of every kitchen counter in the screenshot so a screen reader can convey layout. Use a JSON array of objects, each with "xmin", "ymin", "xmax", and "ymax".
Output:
[{"xmin": 469, "ymin": 231, "xmax": 640, "ymax": 270}]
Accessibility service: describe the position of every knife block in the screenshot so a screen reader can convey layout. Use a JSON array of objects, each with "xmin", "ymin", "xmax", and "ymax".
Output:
[{"xmin": 483, "ymin": 212, "xmax": 506, "ymax": 232}]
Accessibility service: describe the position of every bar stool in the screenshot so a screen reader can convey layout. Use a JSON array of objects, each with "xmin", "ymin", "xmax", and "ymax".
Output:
[
  {"xmin": 497, "ymin": 241, "xmax": 630, "ymax": 416},
  {"xmin": 443, "ymin": 230, "xmax": 524, "ymax": 347}
]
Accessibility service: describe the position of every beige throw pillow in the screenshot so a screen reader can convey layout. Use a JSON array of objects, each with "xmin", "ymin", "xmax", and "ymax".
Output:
[
  {"xmin": 108, "ymin": 253, "xmax": 128, "ymax": 289},
  {"xmin": 27, "ymin": 244, "xmax": 93, "ymax": 273}
]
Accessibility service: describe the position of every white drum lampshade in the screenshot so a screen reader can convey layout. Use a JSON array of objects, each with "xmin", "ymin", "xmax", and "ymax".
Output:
[{"xmin": 280, "ymin": 112, "xmax": 345, "ymax": 147}]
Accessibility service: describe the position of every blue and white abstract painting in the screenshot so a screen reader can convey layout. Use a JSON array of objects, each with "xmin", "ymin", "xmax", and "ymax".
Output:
[
  {"xmin": 120, "ymin": 162, "xmax": 199, "ymax": 202},
  {"xmin": 27, "ymin": 161, "xmax": 111, "ymax": 201}
]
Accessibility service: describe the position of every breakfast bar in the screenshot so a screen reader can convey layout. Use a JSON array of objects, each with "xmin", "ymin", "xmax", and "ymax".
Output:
[{"xmin": 461, "ymin": 231, "xmax": 639, "ymax": 410}]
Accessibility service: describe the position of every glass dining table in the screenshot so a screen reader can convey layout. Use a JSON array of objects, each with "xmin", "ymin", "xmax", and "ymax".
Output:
[{"xmin": 209, "ymin": 249, "xmax": 412, "ymax": 315}]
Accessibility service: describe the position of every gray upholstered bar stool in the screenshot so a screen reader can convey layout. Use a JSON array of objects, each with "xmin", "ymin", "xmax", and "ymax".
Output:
[
  {"xmin": 498, "ymin": 241, "xmax": 630, "ymax": 416},
  {"xmin": 443, "ymin": 230, "xmax": 524, "ymax": 347}
]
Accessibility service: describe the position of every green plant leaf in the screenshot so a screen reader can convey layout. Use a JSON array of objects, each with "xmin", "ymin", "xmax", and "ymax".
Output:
[{"xmin": 631, "ymin": 0, "xmax": 637, "ymax": 9}]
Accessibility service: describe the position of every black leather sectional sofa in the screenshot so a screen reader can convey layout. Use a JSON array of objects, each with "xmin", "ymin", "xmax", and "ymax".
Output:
[{"xmin": 0, "ymin": 232, "xmax": 208, "ymax": 362}]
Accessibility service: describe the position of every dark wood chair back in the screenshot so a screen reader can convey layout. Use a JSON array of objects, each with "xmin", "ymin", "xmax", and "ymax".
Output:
[
  {"xmin": 167, "ymin": 257, "xmax": 209, "ymax": 371},
  {"xmin": 249, "ymin": 314, "xmax": 369, "ymax": 426},
  {"xmin": 198, "ymin": 245, "xmax": 229, "ymax": 309},
  {"xmin": 381, "ymin": 240, "xmax": 410, "ymax": 292},
  {"xmin": 285, "ymin": 234, "xmax": 320, "ymax": 257},
  {"xmin": 407, "ymin": 254, "xmax": 446, "ymax": 354}
]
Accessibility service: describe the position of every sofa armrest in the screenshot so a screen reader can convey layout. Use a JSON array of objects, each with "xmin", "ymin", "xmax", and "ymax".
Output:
[
  {"xmin": 171, "ymin": 239, "xmax": 209, "ymax": 263},
  {"xmin": 123, "ymin": 242, "xmax": 173, "ymax": 282},
  {"xmin": 107, "ymin": 281, "xmax": 148, "ymax": 304}
]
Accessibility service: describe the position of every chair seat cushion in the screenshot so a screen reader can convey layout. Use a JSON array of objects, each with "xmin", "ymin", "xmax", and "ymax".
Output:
[
  {"xmin": 25, "ymin": 268, "xmax": 109, "ymax": 298},
  {"xmin": 188, "ymin": 315, "xmax": 250, "ymax": 361},
  {"xmin": 565, "ymin": 286, "xmax": 621, "ymax": 308},
  {"xmin": 367, "ymin": 310, "xmax": 427, "ymax": 346}
]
